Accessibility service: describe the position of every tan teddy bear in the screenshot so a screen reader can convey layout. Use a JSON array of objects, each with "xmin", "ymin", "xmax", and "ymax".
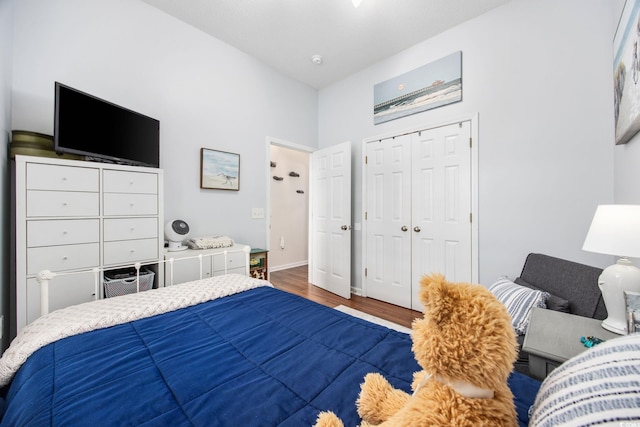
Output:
[{"xmin": 314, "ymin": 273, "xmax": 519, "ymax": 427}]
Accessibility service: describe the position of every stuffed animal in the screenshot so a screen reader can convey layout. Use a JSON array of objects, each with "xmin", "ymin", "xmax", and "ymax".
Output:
[{"xmin": 314, "ymin": 273, "xmax": 519, "ymax": 427}]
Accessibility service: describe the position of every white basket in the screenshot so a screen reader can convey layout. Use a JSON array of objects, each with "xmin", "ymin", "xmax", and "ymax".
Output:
[{"xmin": 104, "ymin": 268, "xmax": 155, "ymax": 298}]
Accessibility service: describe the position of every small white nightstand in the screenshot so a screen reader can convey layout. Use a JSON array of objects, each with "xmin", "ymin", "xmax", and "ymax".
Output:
[
  {"xmin": 163, "ymin": 244, "xmax": 250, "ymax": 286},
  {"xmin": 522, "ymin": 307, "xmax": 619, "ymax": 380}
]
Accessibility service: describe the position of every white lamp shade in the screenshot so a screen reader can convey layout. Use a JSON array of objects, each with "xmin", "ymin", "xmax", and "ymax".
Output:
[{"xmin": 582, "ymin": 205, "xmax": 640, "ymax": 258}]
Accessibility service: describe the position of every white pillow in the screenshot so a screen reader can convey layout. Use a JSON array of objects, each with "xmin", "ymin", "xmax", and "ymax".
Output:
[
  {"xmin": 488, "ymin": 277, "xmax": 548, "ymax": 335},
  {"xmin": 530, "ymin": 333, "xmax": 640, "ymax": 426}
]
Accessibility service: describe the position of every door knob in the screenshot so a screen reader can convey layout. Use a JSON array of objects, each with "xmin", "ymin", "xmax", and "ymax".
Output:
[
  {"xmin": 413, "ymin": 226, "xmax": 421, "ymax": 232},
  {"xmin": 341, "ymin": 225, "xmax": 349, "ymax": 230},
  {"xmin": 401, "ymin": 226, "xmax": 408, "ymax": 232}
]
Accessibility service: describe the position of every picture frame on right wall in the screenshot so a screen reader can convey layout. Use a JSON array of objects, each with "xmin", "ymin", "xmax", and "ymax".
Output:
[{"xmin": 614, "ymin": 0, "xmax": 640, "ymax": 145}]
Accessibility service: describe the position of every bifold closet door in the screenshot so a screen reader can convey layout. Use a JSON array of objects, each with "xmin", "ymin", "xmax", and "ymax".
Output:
[
  {"xmin": 364, "ymin": 121, "xmax": 472, "ymax": 311},
  {"xmin": 411, "ymin": 121, "xmax": 472, "ymax": 311},
  {"xmin": 364, "ymin": 135, "xmax": 412, "ymax": 308}
]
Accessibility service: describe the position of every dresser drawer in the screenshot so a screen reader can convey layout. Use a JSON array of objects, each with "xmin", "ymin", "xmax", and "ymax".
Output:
[
  {"xmin": 27, "ymin": 243, "xmax": 100, "ymax": 274},
  {"xmin": 103, "ymin": 194, "xmax": 158, "ymax": 216},
  {"xmin": 27, "ymin": 219, "xmax": 99, "ymax": 247},
  {"xmin": 103, "ymin": 238, "xmax": 159, "ymax": 265},
  {"xmin": 104, "ymin": 218, "xmax": 158, "ymax": 241},
  {"xmin": 26, "ymin": 273, "xmax": 97, "ymax": 324},
  {"xmin": 27, "ymin": 190, "xmax": 100, "ymax": 217},
  {"xmin": 164, "ymin": 256, "xmax": 212, "ymax": 286},
  {"xmin": 26, "ymin": 163, "xmax": 99, "ymax": 191},
  {"xmin": 213, "ymin": 266, "xmax": 246, "ymax": 277},
  {"xmin": 212, "ymin": 250, "xmax": 247, "ymax": 273},
  {"xmin": 103, "ymin": 170, "xmax": 158, "ymax": 194}
]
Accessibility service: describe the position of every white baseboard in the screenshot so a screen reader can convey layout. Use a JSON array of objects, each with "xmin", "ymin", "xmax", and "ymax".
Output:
[{"xmin": 270, "ymin": 261, "xmax": 308, "ymax": 272}]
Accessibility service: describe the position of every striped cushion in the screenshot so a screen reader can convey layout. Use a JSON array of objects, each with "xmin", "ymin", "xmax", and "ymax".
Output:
[
  {"xmin": 530, "ymin": 333, "xmax": 640, "ymax": 426},
  {"xmin": 488, "ymin": 277, "xmax": 548, "ymax": 335}
]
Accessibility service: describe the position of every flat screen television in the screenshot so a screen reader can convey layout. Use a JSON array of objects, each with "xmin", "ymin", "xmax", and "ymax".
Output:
[{"xmin": 54, "ymin": 82, "xmax": 160, "ymax": 168}]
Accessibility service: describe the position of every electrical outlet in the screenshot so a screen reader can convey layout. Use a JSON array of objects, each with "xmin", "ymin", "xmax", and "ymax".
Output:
[{"xmin": 251, "ymin": 208, "xmax": 265, "ymax": 219}]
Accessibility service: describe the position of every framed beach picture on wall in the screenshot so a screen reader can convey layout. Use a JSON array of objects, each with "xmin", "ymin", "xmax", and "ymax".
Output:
[
  {"xmin": 373, "ymin": 51, "xmax": 462, "ymax": 125},
  {"xmin": 614, "ymin": 0, "xmax": 640, "ymax": 145},
  {"xmin": 200, "ymin": 148, "xmax": 240, "ymax": 190}
]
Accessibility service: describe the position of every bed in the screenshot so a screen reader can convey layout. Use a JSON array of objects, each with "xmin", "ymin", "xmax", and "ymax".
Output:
[{"xmin": 0, "ymin": 265, "xmax": 540, "ymax": 426}]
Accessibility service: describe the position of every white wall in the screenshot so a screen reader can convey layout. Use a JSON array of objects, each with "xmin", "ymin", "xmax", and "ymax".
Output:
[
  {"xmin": 269, "ymin": 145, "xmax": 309, "ymax": 271},
  {"xmin": 1, "ymin": 0, "xmax": 15, "ymax": 347},
  {"xmin": 11, "ymin": 0, "xmax": 318, "ymax": 250},
  {"xmin": 319, "ymin": 0, "xmax": 617, "ymax": 289},
  {"xmin": 7, "ymin": 0, "xmax": 631, "ymax": 303}
]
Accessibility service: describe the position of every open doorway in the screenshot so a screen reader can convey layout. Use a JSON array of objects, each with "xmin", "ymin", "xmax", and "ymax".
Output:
[
  {"xmin": 266, "ymin": 137, "xmax": 352, "ymax": 300},
  {"xmin": 267, "ymin": 138, "xmax": 311, "ymax": 272}
]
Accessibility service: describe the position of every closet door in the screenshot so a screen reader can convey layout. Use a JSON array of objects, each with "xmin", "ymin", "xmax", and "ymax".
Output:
[
  {"xmin": 364, "ymin": 135, "xmax": 412, "ymax": 308},
  {"xmin": 411, "ymin": 122, "xmax": 472, "ymax": 311},
  {"xmin": 363, "ymin": 121, "xmax": 473, "ymax": 311}
]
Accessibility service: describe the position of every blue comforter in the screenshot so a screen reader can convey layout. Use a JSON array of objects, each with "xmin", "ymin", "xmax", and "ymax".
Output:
[{"xmin": 0, "ymin": 286, "xmax": 539, "ymax": 426}]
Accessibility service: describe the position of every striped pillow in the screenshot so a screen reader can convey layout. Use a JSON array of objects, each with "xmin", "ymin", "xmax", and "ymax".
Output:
[
  {"xmin": 488, "ymin": 277, "xmax": 549, "ymax": 335},
  {"xmin": 530, "ymin": 333, "xmax": 640, "ymax": 426}
]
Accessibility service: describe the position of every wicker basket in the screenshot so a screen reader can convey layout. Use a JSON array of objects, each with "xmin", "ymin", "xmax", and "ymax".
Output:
[{"xmin": 104, "ymin": 267, "xmax": 155, "ymax": 298}]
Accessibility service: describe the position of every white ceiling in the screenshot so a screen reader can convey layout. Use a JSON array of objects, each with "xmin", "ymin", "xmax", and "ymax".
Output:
[{"xmin": 141, "ymin": 0, "xmax": 512, "ymax": 89}]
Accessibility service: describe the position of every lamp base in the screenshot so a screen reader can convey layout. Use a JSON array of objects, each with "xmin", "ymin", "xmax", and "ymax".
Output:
[
  {"xmin": 601, "ymin": 318, "xmax": 627, "ymax": 335},
  {"xmin": 598, "ymin": 258, "xmax": 640, "ymax": 335}
]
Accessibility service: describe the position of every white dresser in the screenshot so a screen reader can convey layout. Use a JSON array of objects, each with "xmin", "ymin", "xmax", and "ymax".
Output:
[
  {"xmin": 12, "ymin": 155, "xmax": 164, "ymax": 334},
  {"xmin": 163, "ymin": 245, "xmax": 250, "ymax": 286}
]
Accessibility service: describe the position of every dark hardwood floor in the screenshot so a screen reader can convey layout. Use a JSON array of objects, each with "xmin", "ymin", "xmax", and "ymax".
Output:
[{"xmin": 269, "ymin": 265, "xmax": 422, "ymax": 329}]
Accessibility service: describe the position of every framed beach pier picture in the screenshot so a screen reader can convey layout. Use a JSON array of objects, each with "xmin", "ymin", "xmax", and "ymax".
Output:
[
  {"xmin": 373, "ymin": 51, "xmax": 462, "ymax": 125},
  {"xmin": 614, "ymin": 0, "xmax": 640, "ymax": 145},
  {"xmin": 200, "ymin": 148, "xmax": 240, "ymax": 190}
]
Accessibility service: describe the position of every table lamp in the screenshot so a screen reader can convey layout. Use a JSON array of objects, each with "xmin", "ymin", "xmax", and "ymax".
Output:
[{"xmin": 582, "ymin": 205, "xmax": 640, "ymax": 334}]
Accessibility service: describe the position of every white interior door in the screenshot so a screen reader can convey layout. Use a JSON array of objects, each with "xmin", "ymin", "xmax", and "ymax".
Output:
[
  {"xmin": 411, "ymin": 122, "xmax": 472, "ymax": 311},
  {"xmin": 363, "ymin": 121, "xmax": 473, "ymax": 311},
  {"xmin": 309, "ymin": 141, "xmax": 352, "ymax": 299},
  {"xmin": 364, "ymin": 135, "xmax": 412, "ymax": 307}
]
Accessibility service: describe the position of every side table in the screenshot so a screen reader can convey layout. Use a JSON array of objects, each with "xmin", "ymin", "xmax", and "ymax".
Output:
[
  {"xmin": 522, "ymin": 307, "xmax": 619, "ymax": 380},
  {"xmin": 249, "ymin": 249, "xmax": 269, "ymax": 280}
]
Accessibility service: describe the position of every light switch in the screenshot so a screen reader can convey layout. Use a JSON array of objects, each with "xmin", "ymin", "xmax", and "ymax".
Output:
[{"xmin": 252, "ymin": 208, "xmax": 265, "ymax": 219}]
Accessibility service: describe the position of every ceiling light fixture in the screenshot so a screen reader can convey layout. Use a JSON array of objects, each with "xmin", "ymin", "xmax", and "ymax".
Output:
[
  {"xmin": 352, "ymin": 0, "xmax": 363, "ymax": 8},
  {"xmin": 311, "ymin": 55, "xmax": 323, "ymax": 65}
]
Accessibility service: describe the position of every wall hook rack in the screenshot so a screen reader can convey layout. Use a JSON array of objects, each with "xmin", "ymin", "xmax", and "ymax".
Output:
[
  {"xmin": 270, "ymin": 161, "xmax": 277, "ymax": 168},
  {"xmin": 289, "ymin": 171, "xmax": 300, "ymax": 177},
  {"xmin": 273, "ymin": 176, "xmax": 284, "ymax": 181},
  {"xmin": 296, "ymin": 190, "xmax": 304, "ymax": 194}
]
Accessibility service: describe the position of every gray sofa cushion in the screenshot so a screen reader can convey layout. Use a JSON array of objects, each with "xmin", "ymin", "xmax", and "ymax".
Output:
[
  {"xmin": 516, "ymin": 253, "xmax": 607, "ymax": 320},
  {"xmin": 514, "ymin": 278, "xmax": 570, "ymax": 313}
]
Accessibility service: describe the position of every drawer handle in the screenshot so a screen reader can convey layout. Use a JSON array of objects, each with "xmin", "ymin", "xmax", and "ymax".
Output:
[
  {"xmin": 62, "ymin": 256, "xmax": 68, "ymax": 260},
  {"xmin": 62, "ymin": 202, "xmax": 68, "ymax": 206},
  {"xmin": 62, "ymin": 177, "xmax": 67, "ymax": 181},
  {"xmin": 62, "ymin": 231, "xmax": 68, "ymax": 235}
]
